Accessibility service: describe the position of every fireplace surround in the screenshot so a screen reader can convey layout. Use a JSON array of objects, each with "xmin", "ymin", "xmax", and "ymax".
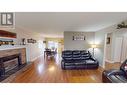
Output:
[
  {"xmin": 0, "ymin": 48, "xmax": 27, "ymax": 81},
  {"xmin": 0, "ymin": 53, "xmax": 22, "ymax": 77}
]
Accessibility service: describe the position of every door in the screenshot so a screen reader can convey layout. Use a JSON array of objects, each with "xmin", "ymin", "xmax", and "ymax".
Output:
[
  {"xmin": 114, "ymin": 37, "xmax": 123, "ymax": 62},
  {"xmin": 121, "ymin": 37, "xmax": 127, "ymax": 62}
]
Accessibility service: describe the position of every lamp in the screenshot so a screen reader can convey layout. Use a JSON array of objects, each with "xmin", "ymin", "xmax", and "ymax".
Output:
[
  {"xmin": 91, "ymin": 44, "xmax": 97, "ymax": 48},
  {"xmin": 91, "ymin": 44, "xmax": 97, "ymax": 57}
]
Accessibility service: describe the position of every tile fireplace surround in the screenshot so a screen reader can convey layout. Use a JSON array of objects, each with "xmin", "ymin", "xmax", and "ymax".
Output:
[{"xmin": 0, "ymin": 47, "xmax": 27, "ymax": 81}]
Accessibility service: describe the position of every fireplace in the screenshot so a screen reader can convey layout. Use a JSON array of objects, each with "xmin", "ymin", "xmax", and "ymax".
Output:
[
  {"xmin": 0, "ymin": 48, "xmax": 27, "ymax": 81},
  {"xmin": 0, "ymin": 53, "xmax": 22, "ymax": 77}
]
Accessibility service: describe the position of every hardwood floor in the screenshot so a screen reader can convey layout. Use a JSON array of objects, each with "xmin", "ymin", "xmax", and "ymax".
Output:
[
  {"xmin": 10, "ymin": 54, "xmax": 104, "ymax": 83},
  {"xmin": 105, "ymin": 62, "xmax": 121, "ymax": 70}
]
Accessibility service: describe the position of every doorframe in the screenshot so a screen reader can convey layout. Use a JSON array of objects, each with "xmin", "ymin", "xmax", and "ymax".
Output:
[
  {"xmin": 103, "ymin": 33, "xmax": 125, "ymax": 68},
  {"xmin": 102, "ymin": 33, "xmax": 107, "ymax": 68}
]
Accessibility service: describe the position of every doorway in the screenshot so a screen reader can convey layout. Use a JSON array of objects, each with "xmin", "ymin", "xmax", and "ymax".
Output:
[
  {"xmin": 104, "ymin": 33, "xmax": 123, "ymax": 70},
  {"xmin": 48, "ymin": 41, "xmax": 58, "ymax": 52}
]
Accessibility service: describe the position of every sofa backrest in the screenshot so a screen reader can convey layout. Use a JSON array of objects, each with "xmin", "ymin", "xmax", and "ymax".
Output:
[
  {"xmin": 80, "ymin": 50, "xmax": 90, "ymax": 56},
  {"xmin": 62, "ymin": 50, "xmax": 91, "ymax": 61},
  {"xmin": 72, "ymin": 50, "xmax": 81, "ymax": 60},
  {"xmin": 62, "ymin": 50, "xmax": 73, "ymax": 60}
]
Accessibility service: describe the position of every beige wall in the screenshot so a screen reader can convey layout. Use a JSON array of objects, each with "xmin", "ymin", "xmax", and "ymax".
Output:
[
  {"xmin": 64, "ymin": 31, "xmax": 95, "ymax": 50},
  {"xmin": 64, "ymin": 31, "xmax": 107, "ymax": 67}
]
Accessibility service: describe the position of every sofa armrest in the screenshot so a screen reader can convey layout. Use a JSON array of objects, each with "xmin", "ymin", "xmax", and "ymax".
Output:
[
  {"xmin": 89, "ymin": 57, "xmax": 98, "ymax": 62},
  {"xmin": 103, "ymin": 69, "xmax": 125, "ymax": 76}
]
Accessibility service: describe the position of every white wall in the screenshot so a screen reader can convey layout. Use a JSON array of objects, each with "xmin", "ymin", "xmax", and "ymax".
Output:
[
  {"xmin": 95, "ymin": 22, "xmax": 127, "ymax": 67},
  {"xmin": 0, "ymin": 26, "xmax": 45, "ymax": 62},
  {"xmin": 94, "ymin": 31, "xmax": 106, "ymax": 67},
  {"xmin": 111, "ymin": 29, "xmax": 127, "ymax": 62},
  {"xmin": 105, "ymin": 33, "xmax": 113, "ymax": 61}
]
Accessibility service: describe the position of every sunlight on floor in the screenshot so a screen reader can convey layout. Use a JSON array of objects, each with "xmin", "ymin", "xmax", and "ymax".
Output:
[
  {"xmin": 37, "ymin": 64, "xmax": 45, "ymax": 74},
  {"xmin": 48, "ymin": 66, "xmax": 55, "ymax": 72}
]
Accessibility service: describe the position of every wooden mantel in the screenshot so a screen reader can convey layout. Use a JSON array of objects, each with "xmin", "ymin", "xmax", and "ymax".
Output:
[{"xmin": 0, "ymin": 30, "xmax": 17, "ymax": 38}]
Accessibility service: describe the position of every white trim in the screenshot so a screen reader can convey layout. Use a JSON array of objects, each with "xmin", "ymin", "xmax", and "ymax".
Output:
[
  {"xmin": 121, "ymin": 60, "xmax": 124, "ymax": 63},
  {"xmin": 102, "ymin": 34, "xmax": 107, "ymax": 68},
  {"xmin": 106, "ymin": 60, "xmax": 123, "ymax": 63},
  {"xmin": 105, "ymin": 60, "xmax": 114, "ymax": 63},
  {"xmin": 0, "ymin": 45, "xmax": 26, "ymax": 51}
]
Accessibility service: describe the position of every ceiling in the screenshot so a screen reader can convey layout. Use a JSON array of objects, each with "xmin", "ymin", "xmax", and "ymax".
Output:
[{"xmin": 15, "ymin": 12, "xmax": 127, "ymax": 38}]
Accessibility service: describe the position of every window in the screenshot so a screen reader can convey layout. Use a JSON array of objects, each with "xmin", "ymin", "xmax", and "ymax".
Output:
[{"xmin": 48, "ymin": 41, "xmax": 58, "ymax": 51}]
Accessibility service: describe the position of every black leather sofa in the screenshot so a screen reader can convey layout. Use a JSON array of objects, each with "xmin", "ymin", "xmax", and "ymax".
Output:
[
  {"xmin": 102, "ymin": 59, "xmax": 127, "ymax": 83},
  {"xmin": 61, "ymin": 50, "xmax": 99, "ymax": 69}
]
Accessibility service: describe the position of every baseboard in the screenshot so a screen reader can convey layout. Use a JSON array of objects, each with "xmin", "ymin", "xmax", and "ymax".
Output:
[
  {"xmin": 120, "ymin": 60, "xmax": 124, "ymax": 63},
  {"xmin": 31, "ymin": 54, "xmax": 44, "ymax": 62},
  {"xmin": 105, "ymin": 60, "xmax": 114, "ymax": 63}
]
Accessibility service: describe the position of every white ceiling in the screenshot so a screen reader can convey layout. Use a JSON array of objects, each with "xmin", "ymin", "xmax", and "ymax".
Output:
[{"xmin": 15, "ymin": 12, "xmax": 127, "ymax": 38}]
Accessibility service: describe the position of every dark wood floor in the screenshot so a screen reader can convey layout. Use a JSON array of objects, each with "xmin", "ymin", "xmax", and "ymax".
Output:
[{"xmin": 9, "ymin": 54, "xmax": 104, "ymax": 83}]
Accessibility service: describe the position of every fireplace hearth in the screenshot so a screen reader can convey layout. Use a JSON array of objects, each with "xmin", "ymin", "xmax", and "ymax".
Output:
[{"xmin": 0, "ymin": 53, "xmax": 26, "ymax": 81}]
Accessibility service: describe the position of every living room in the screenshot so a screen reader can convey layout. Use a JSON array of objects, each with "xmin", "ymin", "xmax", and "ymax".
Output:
[
  {"xmin": 1, "ymin": 12, "xmax": 127, "ymax": 83},
  {"xmin": 1, "ymin": 1, "xmax": 127, "ymax": 95}
]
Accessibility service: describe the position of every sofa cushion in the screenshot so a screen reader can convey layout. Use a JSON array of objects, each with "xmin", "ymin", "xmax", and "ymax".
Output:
[
  {"xmin": 81, "ymin": 53, "xmax": 90, "ymax": 60},
  {"xmin": 81, "ymin": 56, "xmax": 90, "ymax": 60},
  {"xmin": 74, "ymin": 61, "xmax": 86, "ymax": 65},
  {"xmin": 62, "ymin": 50, "xmax": 72, "ymax": 55},
  {"xmin": 73, "ymin": 50, "xmax": 81, "ymax": 55},
  {"xmin": 64, "ymin": 62, "xmax": 75, "ymax": 65},
  {"xmin": 62, "ymin": 50, "xmax": 73, "ymax": 61},
  {"xmin": 72, "ymin": 54, "xmax": 81, "ymax": 60},
  {"xmin": 80, "ymin": 50, "xmax": 88, "ymax": 54},
  {"xmin": 73, "ymin": 54, "xmax": 81, "ymax": 58},
  {"xmin": 86, "ymin": 60, "xmax": 96, "ymax": 64},
  {"xmin": 72, "ymin": 50, "xmax": 81, "ymax": 60}
]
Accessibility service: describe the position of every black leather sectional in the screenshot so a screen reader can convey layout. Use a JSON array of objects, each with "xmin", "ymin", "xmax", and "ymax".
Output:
[
  {"xmin": 102, "ymin": 59, "xmax": 127, "ymax": 83},
  {"xmin": 61, "ymin": 50, "xmax": 99, "ymax": 69}
]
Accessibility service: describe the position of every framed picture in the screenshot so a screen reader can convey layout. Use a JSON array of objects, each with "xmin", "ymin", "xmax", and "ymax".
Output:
[
  {"xmin": 107, "ymin": 37, "xmax": 110, "ymax": 44},
  {"xmin": 27, "ymin": 38, "xmax": 37, "ymax": 44},
  {"xmin": 43, "ymin": 41, "xmax": 46, "ymax": 43},
  {"xmin": 73, "ymin": 35, "xmax": 85, "ymax": 41},
  {"xmin": 27, "ymin": 39, "xmax": 33, "ymax": 43}
]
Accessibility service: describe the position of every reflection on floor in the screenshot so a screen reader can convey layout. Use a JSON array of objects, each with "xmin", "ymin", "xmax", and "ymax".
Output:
[{"xmin": 9, "ymin": 54, "xmax": 103, "ymax": 83}]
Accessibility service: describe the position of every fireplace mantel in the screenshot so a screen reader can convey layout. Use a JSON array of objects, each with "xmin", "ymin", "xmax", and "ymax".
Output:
[{"xmin": 0, "ymin": 45, "xmax": 26, "ymax": 51}]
